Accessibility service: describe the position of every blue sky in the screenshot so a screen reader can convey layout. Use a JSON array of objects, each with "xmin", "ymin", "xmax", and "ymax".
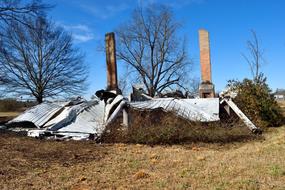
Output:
[{"xmin": 46, "ymin": 0, "xmax": 285, "ymax": 98}]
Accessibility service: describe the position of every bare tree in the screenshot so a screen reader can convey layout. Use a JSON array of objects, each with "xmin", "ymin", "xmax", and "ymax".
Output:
[
  {"xmin": 0, "ymin": 0, "xmax": 49, "ymax": 29},
  {"xmin": 0, "ymin": 16, "xmax": 87, "ymax": 103},
  {"xmin": 116, "ymin": 5, "xmax": 192, "ymax": 97},
  {"xmin": 242, "ymin": 30, "xmax": 266, "ymax": 83},
  {"xmin": 187, "ymin": 77, "xmax": 200, "ymax": 97}
]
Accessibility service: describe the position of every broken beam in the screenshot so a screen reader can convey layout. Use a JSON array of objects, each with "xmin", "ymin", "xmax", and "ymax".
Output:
[{"xmin": 221, "ymin": 98, "xmax": 262, "ymax": 134}]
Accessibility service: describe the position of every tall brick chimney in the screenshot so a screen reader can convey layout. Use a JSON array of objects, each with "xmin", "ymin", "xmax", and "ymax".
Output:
[
  {"xmin": 198, "ymin": 29, "xmax": 215, "ymax": 98},
  {"xmin": 105, "ymin": 32, "xmax": 119, "ymax": 92}
]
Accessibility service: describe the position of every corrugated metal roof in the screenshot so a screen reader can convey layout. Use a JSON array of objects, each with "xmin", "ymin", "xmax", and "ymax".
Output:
[
  {"xmin": 8, "ymin": 96, "xmax": 221, "ymax": 140},
  {"xmin": 45, "ymin": 106, "xmax": 77, "ymax": 130},
  {"xmin": 9, "ymin": 102, "xmax": 66, "ymax": 128},
  {"xmin": 130, "ymin": 98, "xmax": 220, "ymax": 122},
  {"xmin": 8, "ymin": 99, "xmax": 107, "ymax": 139},
  {"xmin": 57, "ymin": 100, "xmax": 105, "ymax": 135}
]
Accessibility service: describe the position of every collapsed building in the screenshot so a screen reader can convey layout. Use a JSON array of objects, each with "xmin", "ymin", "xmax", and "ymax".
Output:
[{"xmin": 6, "ymin": 30, "xmax": 262, "ymax": 140}]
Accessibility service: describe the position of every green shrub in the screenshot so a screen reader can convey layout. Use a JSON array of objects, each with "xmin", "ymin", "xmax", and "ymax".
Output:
[{"xmin": 227, "ymin": 78, "xmax": 284, "ymax": 128}]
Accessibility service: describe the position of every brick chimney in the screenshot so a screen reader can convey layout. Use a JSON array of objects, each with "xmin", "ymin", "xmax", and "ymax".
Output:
[
  {"xmin": 198, "ymin": 29, "xmax": 215, "ymax": 98},
  {"xmin": 105, "ymin": 32, "xmax": 119, "ymax": 92}
]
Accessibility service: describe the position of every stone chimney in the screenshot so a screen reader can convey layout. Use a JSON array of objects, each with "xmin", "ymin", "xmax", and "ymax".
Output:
[
  {"xmin": 105, "ymin": 32, "xmax": 119, "ymax": 92},
  {"xmin": 198, "ymin": 29, "xmax": 215, "ymax": 98}
]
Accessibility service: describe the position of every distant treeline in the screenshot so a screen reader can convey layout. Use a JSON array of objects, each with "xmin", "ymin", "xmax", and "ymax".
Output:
[{"xmin": 0, "ymin": 99, "xmax": 36, "ymax": 112}]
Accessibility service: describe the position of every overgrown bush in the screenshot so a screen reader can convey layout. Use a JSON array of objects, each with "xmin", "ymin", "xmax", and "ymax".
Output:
[
  {"xmin": 100, "ymin": 110, "xmax": 259, "ymax": 145},
  {"xmin": 227, "ymin": 78, "xmax": 284, "ymax": 128}
]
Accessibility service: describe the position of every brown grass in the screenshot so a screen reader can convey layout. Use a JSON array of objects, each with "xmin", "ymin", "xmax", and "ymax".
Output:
[
  {"xmin": 278, "ymin": 100, "xmax": 285, "ymax": 106},
  {"xmin": 1, "ymin": 126, "xmax": 285, "ymax": 190},
  {"xmin": 0, "ymin": 101, "xmax": 284, "ymax": 189},
  {"xmin": 0, "ymin": 112, "xmax": 20, "ymax": 117},
  {"xmin": 278, "ymin": 100, "xmax": 285, "ymax": 116},
  {"xmin": 0, "ymin": 112, "xmax": 20, "ymax": 124}
]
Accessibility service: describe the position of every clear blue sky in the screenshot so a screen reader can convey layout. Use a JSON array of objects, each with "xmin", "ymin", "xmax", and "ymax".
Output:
[{"xmin": 47, "ymin": 0, "xmax": 285, "ymax": 98}]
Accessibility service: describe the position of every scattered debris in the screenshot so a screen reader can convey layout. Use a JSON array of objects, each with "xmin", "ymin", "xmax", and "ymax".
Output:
[
  {"xmin": 130, "ymin": 85, "xmax": 153, "ymax": 101},
  {"xmin": 221, "ymin": 98, "xmax": 262, "ymax": 134},
  {"xmin": 220, "ymin": 88, "xmax": 262, "ymax": 134},
  {"xmin": 0, "ymin": 125, "xmax": 6, "ymax": 130},
  {"xmin": 159, "ymin": 90, "xmax": 186, "ymax": 98},
  {"xmin": 9, "ymin": 102, "xmax": 65, "ymax": 128},
  {"xmin": 274, "ymin": 89, "xmax": 285, "ymax": 100},
  {"xmin": 5, "ymin": 89, "xmax": 261, "ymax": 140},
  {"xmin": 3, "ymin": 31, "xmax": 262, "ymax": 140},
  {"xmin": 130, "ymin": 98, "xmax": 220, "ymax": 122},
  {"xmin": 7, "ymin": 97, "xmax": 107, "ymax": 140}
]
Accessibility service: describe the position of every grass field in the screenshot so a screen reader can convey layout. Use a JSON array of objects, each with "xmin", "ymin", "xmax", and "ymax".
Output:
[
  {"xmin": 0, "ymin": 102, "xmax": 284, "ymax": 189},
  {"xmin": 0, "ymin": 126, "xmax": 285, "ymax": 190}
]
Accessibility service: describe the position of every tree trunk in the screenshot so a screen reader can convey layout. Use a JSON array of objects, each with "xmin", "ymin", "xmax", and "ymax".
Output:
[
  {"xmin": 148, "ymin": 87, "xmax": 155, "ymax": 97},
  {"xmin": 36, "ymin": 95, "xmax": 43, "ymax": 104}
]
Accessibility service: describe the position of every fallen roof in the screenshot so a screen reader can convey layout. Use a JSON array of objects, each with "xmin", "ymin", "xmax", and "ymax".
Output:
[
  {"xmin": 6, "ymin": 89, "xmax": 261, "ymax": 140},
  {"xmin": 130, "ymin": 98, "xmax": 220, "ymax": 122},
  {"xmin": 8, "ymin": 102, "xmax": 65, "ymax": 128},
  {"xmin": 7, "ymin": 98, "xmax": 106, "ymax": 140},
  {"xmin": 56, "ymin": 100, "xmax": 105, "ymax": 135}
]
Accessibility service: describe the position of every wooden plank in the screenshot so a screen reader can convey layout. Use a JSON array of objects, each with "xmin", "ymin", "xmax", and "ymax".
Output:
[
  {"xmin": 223, "ymin": 98, "xmax": 262, "ymax": 134},
  {"xmin": 123, "ymin": 108, "xmax": 128, "ymax": 127}
]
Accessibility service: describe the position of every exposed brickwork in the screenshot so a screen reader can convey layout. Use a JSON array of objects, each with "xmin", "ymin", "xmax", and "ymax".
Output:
[
  {"xmin": 105, "ymin": 32, "xmax": 118, "ymax": 91},
  {"xmin": 199, "ymin": 29, "xmax": 212, "ymax": 82},
  {"xmin": 198, "ymin": 29, "xmax": 215, "ymax": 98}
]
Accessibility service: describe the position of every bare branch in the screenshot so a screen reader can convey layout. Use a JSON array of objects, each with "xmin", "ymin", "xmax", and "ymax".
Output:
[
  {"xmin": 0, "ymin": 15, "xmax": 87, "ymax": 103},
  {"xmin": 242, "ymin": 30, "xmax": 266, "ymax": 83},
  {"xmin": 116, "ymin": 5, "xmax": 192, "ymax": 97}
]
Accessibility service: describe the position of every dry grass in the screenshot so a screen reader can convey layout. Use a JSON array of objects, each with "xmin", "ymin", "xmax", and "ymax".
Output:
[
  {"xmin": 100, "ymin": 110, "xmax": 259, "ymax": 145},
  {"xmin": 0, "ymin": 112, "xmax": 20, "ymax": 124},
  {"xmin": 278, "ymin": 100, "xmax": 285, "ymax": 106},
  {"xmin": 0, "ymin": 112, "xmax": 20, "ymax": 117},
  {"xmin": 1, "ymin": 126, "xmax": 285, "ymax": 190},
  {"xmin": 278, "ymin": 100, "xmax": 285, "ymax": 116},
  {"xmin": 0, "ymin": 101, "xmax": 284, "ymax": 189}
]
